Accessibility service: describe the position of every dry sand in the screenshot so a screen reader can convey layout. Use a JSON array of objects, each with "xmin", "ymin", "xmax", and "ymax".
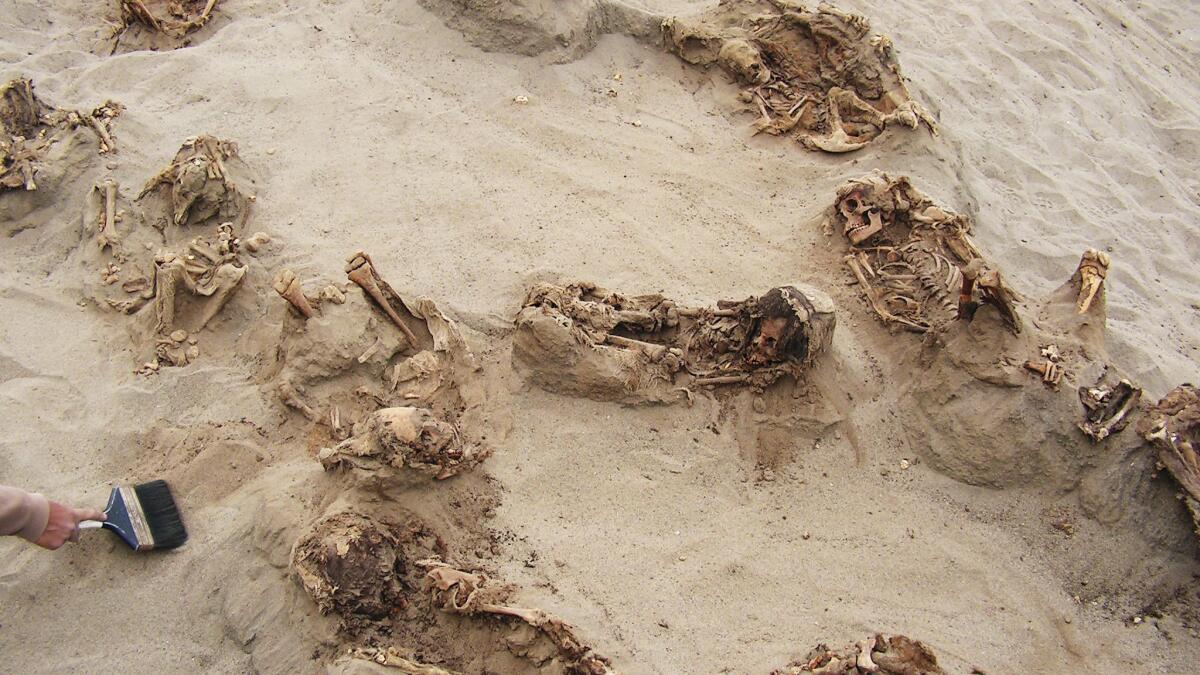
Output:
[{"xmin": 2, "ymin": 0, "xmax": 1200, "ymax": 673}]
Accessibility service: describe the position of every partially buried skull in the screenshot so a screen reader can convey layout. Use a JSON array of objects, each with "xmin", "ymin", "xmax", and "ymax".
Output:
[{"xmin": 838, "ymin": 186, "xmax": 885, "ymax": 245}]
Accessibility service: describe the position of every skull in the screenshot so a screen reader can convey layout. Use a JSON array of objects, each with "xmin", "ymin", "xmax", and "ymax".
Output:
[
  {"xmin": 718, "ymin": 39, "xmax": 771, "ymax": 86},
  {"xmin": 746, "ymin": 287, "xmax": 814, "ymax": 366},
  {"xmin": 838, "ymin": 187, "xmax": 884, "ymax": 245}
]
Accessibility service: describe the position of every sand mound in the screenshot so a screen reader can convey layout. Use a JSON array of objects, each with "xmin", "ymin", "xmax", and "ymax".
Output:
[{"xmin": 417, "ymin": 0, "xmax": 659, "ymax": 61}]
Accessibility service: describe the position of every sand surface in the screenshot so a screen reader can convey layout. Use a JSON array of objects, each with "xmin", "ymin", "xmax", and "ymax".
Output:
[{"xmin": 2, "ymin": 0, "xmax": 1200, "ymax": 673}]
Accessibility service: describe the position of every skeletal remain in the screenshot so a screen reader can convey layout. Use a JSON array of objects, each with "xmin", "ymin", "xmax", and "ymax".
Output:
[
  {"xmin": 1079, "ymin": 379, "xmax": 1142, "ymax": 442},
  {"xmin": 152, "ymin": 229, "xmax": 246, "ymax": 337},
  {"xmin": 96, "ymin": 179, "xmax": 118, "ymax": 250},
  {"xmin": 1137, "ymin": 385, "xmax": 1200, "ymax": 538},
  {"xmin": 515, "ymin": 281, "xmax": 835, "ymax": 402},
  {"xmin": 318, "ymin": 407, "xmax": 489, "ymax": 480},
  {"xmin": 346, "ymin": 251, "xmax": 420, "ymax": 347},
  {"xmin": 832, "ymin": 172, "xmax": 1021, "ymax": 334},
  {"xmin": 272, "ymin": 268, "xmax": 316, "ymax": 319},
  {"xmin": 772, "ymin": 633, "xmax": 944, "ymax": 674},
  {"xmin": 663, "ymin": 2, "xmax": 935, "ymax": 153},
  {"xmin": 336, "ymin": 647, "xmax": 456, "ymax": 675},
  {"xmin": 1024, "ymin": 359, "xmax": 1062, "ymax": 387},
  {"xmin": 138, "ymin": 135, "xmax": 244, "ymax": 228},
  {"xmin": 116, "ymin": 0, "xmax": 220, "ymax": 48},
  {"xmin": 1, "ymin": 79, "xmax": 122, "ymax": 192},
  {"xmin": 1074, "ymin": 248, "xmax": 1110, "ymax": 314},
  {"xmin": 418, "ymin": 560, "xmax": 614, "ymax": 674}
]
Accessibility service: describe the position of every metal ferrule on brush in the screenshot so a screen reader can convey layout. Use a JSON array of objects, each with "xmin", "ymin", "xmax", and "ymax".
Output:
[{"xmin": 99, "ymin": 487, "xmax": 154, "ymax": 551}]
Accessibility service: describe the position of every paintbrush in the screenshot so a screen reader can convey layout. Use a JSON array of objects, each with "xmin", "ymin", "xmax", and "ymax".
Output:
[{"xmin": 78, "ymin": 480, "xmax": 188, "ymax": 551}]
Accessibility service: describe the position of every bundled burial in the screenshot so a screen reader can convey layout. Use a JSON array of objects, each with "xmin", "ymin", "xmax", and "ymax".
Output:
[
  {"xmin": 112, "ymin": 0, "xmax": 221, "ymax": 52},
  {"xmin": 79, "ymin": 134, "xmax": 261, "ymax": 369},
  {"xmin": 514, "ymin": 280, "xmax": 835, "ymax": 404},
  {"xmin": 269, "ymin": 252, "xmax": 486, "ymax": 465},
  {"xmin": 662, "ymin": 0, "xmax": 936, "ymax": 152},
  {"xmin": 771, "ymin": 633, "xmax": 943, "ymax": 674},
  {"xmin": 1, "ymin": 78, "xmax": 121, "ymax": 224},
  {"xmin": 291, "ymin": 511, "xmax": 611, "ymax": 674}
]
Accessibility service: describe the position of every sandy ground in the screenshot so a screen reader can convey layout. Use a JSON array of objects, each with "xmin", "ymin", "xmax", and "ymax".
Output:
[{"xmin": 1, "ymin": 0, "xmax": 1199, "ymax": 673}]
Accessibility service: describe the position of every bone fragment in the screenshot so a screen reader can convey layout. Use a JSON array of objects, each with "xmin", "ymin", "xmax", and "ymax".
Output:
[
  {"xmin": 1075, "ymin": 248, "xmax": 1110, "ymax": 314},
  {"xmin": 272, "ymin": 268, "xmax": 315, "ymax": 319},
  {"xmin": 345, "ymin": 252, "xmax": 419, "ymax": 346},
  {"xmin": 605, "ymin": 334, "xmax": 669, "ymax": 358}
]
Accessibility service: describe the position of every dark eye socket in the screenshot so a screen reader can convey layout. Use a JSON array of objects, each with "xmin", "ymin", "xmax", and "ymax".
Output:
[
  {"xmin": 764, "ymin": 337, "xmax": 777, "ymax": 345},
  {"xmin": 846, "ymin": 198, "xmax": 859, "ymax": 209}
]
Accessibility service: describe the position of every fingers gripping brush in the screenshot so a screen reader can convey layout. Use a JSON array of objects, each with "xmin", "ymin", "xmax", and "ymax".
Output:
[{"xmin": 78, "ymin": 480, "xmax": 188, "ymax": 551}]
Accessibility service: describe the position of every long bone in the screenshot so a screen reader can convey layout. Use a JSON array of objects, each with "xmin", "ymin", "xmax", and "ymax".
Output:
[
  {"xmin": 272, "ymin": 268, "xmax": 316, "ymax": 319},
  {"xmin": 345, "ymin": 251, "xmax": 420, "ymax": 347}
]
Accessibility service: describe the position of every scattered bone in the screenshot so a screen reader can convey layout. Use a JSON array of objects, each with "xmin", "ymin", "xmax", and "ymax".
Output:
[
  {"xmin": 1, "ymin": 79, "xmax": 122, "ymax": 193},
  {"xmin": 1074, "ymin": 248, "xmax": 1110, "ymax": 314},
  {"xmin": 152, "ymin": 230, "xmax": 246, "ymax": 338},
  {"xmin": 771, "ymin": 633, "xmax": 944, "ymax": 674},
  {"xmin": 1078, "ymin": 379, "xmax": 1142, "ymax": 442},
  {"xmin": 272, "ymin": 268, "xmax": 316, "ymax": 319},
  {"xmin": 319, "ymin": 407, "xmax": 491, "ymax": 482},
  {"xmin": 831, "ymin": 172, "xmax": 1021, "ymax": 334},
  {"xmin": 418, "ymin": 560, "xmax": 614, "ymax": 674},
  {"xmin": 662, "ymin": 2, "xmax": 936, "ymax": 153},
  {"xmin": 514, "ymin": 280, "xmax": 835, "ymax": 404},
  {"xmin": 346, "ymin": 251, "xmax": 420, "ymax": 347},
  {"xmin": 320, "ymin": 285, "xmax": 346, "ymax": 304}
]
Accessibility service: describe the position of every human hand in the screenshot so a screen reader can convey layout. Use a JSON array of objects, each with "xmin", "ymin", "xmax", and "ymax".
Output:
[{"xmin": 34, "ymin": 501, "xmax": 106, "ymax": 550}]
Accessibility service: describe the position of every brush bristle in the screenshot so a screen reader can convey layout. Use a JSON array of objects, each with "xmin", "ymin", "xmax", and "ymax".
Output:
[{"xmin": 132, "ymin": 480, "xmax": 188, "ymax": 550}]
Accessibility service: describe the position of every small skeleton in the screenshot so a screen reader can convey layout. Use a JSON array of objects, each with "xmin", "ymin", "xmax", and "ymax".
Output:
[
  {"xmin": 832, "ymin": 172, "xmax": 1021, "ymax": 334},
  {"xmin": 137, "ymin": 134, "xmax": 247, "ymax": 228},
  {"xmin": 662, "ymin": 1, "xmax": 936, "ymax": 152},
  {"xmin": 1137, "ymin": 385, "xmax": 1200, "ymax": 531},
  {"xmin": 418, "ymin": 560, "xmax": 614, "ymax": 675},
  {"xmin": 151, "ymin": 225, "xmax": 246, "ymax": 338},
  {"xmin": 1079, "ymin": 378, "xmax": 1142, "ymax": 442},
  {"xmin": 514, "ymin": 281, "xmax": 835, "ymax": 403},
  {"xmin": 1, "ymin": 78, "xmax": 122, "ymax": 191},
  {"xmin": 318, "ymin": 406, "xmax": 491, "ymax": 481},
  {"xmin": 771, "ymin": 633, "xmax": 944, "ymax": 675},
  {"xmin": 113, "ymin": 0, "xmax": 221, "ymax": 51}
]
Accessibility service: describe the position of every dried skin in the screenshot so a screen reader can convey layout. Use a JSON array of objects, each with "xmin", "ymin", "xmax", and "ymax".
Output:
[
  {"xmin": 514, "ymin": 281, "xmax": 835, "ymax": 403},
  {"xmin": 1, "ymin": 79, "xmax": 122, "ymax": 191},
  {"xmin": 662, "ymin": 1, "xmax": 936, "ymax": 153},
  {"xmin": 418, "ymin": 560, "xmax": 614, "ymax": 674},
  {"xmin": 318, "ymin": 406, "xmax": 491, "ymax": 480},
  {"xmin": 292, "ymin": 511, "xmax": 444, "ymax": 628},
  {"xmin": 138, "ymin": 135, "xmax": 247, "ymax": 228},
  {"xmin": 832, "ymin": 172, "xmax": 1021, "ymax": 334},
  {"xmin": 1138, "ymin": 385, "xmax": 1200, "ymax": 520},
  {"xmin": 772, "ymin": 633, "xmax": 944, "ymax": 675}
]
